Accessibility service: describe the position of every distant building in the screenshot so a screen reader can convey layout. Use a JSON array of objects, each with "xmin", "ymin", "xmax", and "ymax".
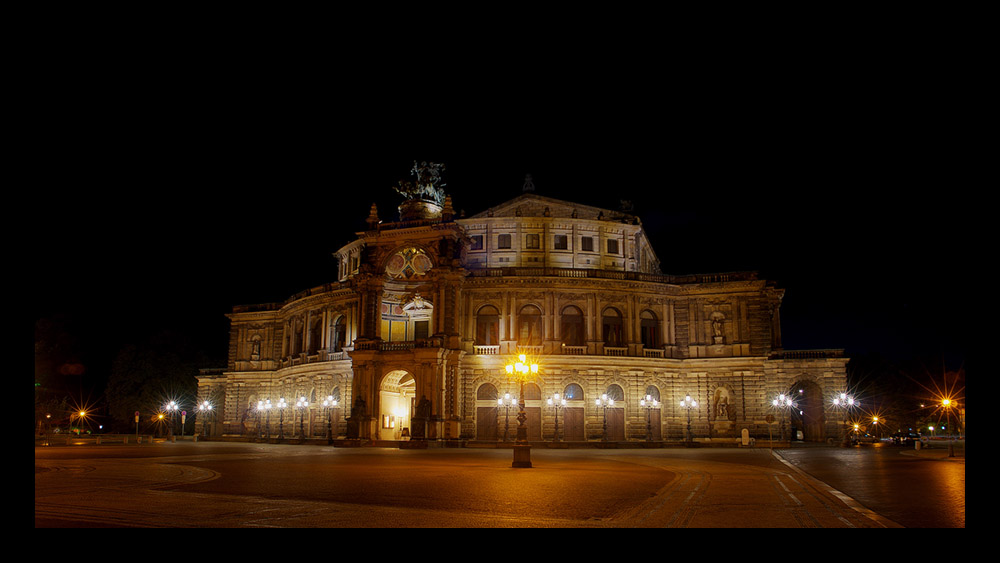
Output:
[{"xmin": 197, "ymin": 167, "xmax": 847, "ymax": 444}]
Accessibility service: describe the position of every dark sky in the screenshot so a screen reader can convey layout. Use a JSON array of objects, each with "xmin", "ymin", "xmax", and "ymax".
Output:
[{"xmin": 34, "ymin": 131, "xmax": 971, "ymax": 397}]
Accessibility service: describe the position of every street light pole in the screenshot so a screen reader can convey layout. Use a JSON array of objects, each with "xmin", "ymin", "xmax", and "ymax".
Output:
[
  {"xmin": 832, "ymin": 392, "xmax": 857, "ymax": 447},
  {"xmin": 772, "ymin": 393, "xmax": 794, "ymax": 443},
  {"xmin": 296, "ymin": 396, "xmax": 309, "ymax": 439},
  {"xmin": 277, "ymin": 397, "xmax": 287, "ymax": 441},
  {"xmin": 505, "ymin": 353, "xmax": 538, "ymax": 468},
  {"xmin": 198, "ymin": 400, "xmax": 213, "ymax": 438},
  {"xmin": 596, "ymin": 394, "xmax": 614, "ymax": 441},
  {"xmin": 680, "ymin": 394, "xmax": 697, "ymax": 445},
  {"xmin": 498, "ymin": 393, "xmax": 516, "ymax": 442},
  {"xmin": 322, "ymin": 395, "xmax": 339, "ymax": 442},
  {"xmin": 547, "ymin": 393, "xmax": 566, "ymax": 442},
  {"xmin": 640, "ymin": 395, "xmax": 659, "ymax": 441}
]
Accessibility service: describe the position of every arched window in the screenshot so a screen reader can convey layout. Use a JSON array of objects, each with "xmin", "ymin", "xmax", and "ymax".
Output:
[
  {"xmin": 644, "ymin": 385, "xmax": 660, "ymax": 403},
  {"xmin": 523, "ymin": 382, "xmax": 542, "ymax": 401},
  {"xmin": 564, "ymin": 383, "xmax": 585, "ymax": 401},
  {"xmin": 308, "ymin": 316, "xmax": 323, "ymax": 354},
  {"xmin": 476, "ymin": 305, "xmax": 500, "ymax": 346},
  {"xmin": 477, "ymin": 383, "xmax": 499, "ymax": 401},
  {"xmin": 602, "ymin": 307, "xmax": 624, "ymax": 347},
  {"xmin": 605, "ymin": 384, "xmax": 625, "ymax": 402},
  {"xmin": 331, "ymin": 316, "xmax": 346, "ymax": 352},
  {"xmin": 561, "ymin": 305, "xmax": 584, "ymax": 346},
  {"xmin": 640, "ymin": 310, "xmax": 659, "ymax": 349},
  {"xmin": 518, "ymin": 304, "xmax": 543, "ymax": 346}
]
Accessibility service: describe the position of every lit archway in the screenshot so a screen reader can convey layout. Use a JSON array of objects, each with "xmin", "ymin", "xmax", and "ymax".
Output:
[
  {"xmin": 789, "ymin": 380, "xmax": 825, "ymax": 442},
  {"xmin": 379, "ymin": 370, "xmax": 415, "ymax": 440}
]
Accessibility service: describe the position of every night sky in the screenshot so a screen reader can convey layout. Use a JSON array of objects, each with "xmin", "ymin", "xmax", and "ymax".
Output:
[{"xmin": 34, "ymin": 139, "xmax": 970, "ymax": 399}]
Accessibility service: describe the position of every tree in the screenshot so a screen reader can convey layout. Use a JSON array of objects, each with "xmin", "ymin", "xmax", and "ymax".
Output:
[{"xmin": 105, "ymin": 330, "xmax": 201, "ymax": 433}]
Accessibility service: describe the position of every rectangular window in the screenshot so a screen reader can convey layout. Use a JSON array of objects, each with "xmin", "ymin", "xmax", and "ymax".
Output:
[
  {"xmin": 581, "ymin": 237, "xmax": 594, "ymax": 252},
  {"xmin": 525, "ymin": 233, "xmax": 540, "ymax": 249},
  {"xmin": 554, "ymin": 234, "xmax": 568, "ymax": 250},
  {"xmin": 497, "ymin": 234, "xmax": 511, "ymax": 249},
  {"xmin": 607, "ymin": 239, "xmax": 619, "ymax": 254},
  {"xmin": 470, "ymin": 235, "xmax": 484, "ymax": 251},
  {"xmin": 414, "ymin": 320, "xmax": 430, "ymax": 340}
]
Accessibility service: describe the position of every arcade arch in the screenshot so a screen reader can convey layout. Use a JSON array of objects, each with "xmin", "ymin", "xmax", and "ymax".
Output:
[
  {"xmin": 790, "ymin": 379, "xmax": 825, "ymax": 442},
  {"xmin": 378, "ymin": 370, "xmax": 415, "ymax": 440}
]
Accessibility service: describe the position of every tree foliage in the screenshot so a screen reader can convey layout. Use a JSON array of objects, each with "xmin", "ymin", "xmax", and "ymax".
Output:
[{"xmin": 105, "ymin": 330, "xmax": 201, "ymax": 432}]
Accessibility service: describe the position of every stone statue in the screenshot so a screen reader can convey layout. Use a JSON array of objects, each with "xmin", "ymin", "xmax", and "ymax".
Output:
[{"xmin": 394, "ymin": 160, "xmax": 446, "ymax": 205}]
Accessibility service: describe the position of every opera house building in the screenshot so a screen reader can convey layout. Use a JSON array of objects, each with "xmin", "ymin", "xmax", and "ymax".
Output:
[{"xmin": 197, "ymin": 168, "xmax": 847, "ymax": 446}]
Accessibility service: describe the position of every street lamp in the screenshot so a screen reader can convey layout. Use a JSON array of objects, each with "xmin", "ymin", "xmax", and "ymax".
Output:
[
  {"xmin": 70, "ymin": 410, "xmax": 88, "ymax": 436},
  {"xmin": 497, "ymin": 392, "xmax": 517, "ymax": 442},
  {"xmin": 596, "ymin": 394, "xmax": 614, "ymax": 441},
  {"xmin": 680, "ymin": 394, "xmax": 697, "ymax": 445},
  {"xmin": 942, "ymin": 398, "xmax": 957, "ymax": 457},
  {"xmin": 640, "ymin": 395, "xmax": 659, "ymax": 441},
  {"xmin": 322, "ymin": 395, "xmax": 339, "ymax": 442},
  {"xmin": 198, "ymin": 400, "xmax": 214, "ymax": 438},
  {"xmin": 295, "ymin": 396, "xmax": 309, "ymax": 439},
  {"xmin": 277, "ymin": 397, "xmax": 288, "ymax": 440},
  {"xmin": 831, "ymin": 392, "xmax": 858, "ymax": 446},
  {"xmin": 165, "ymin": 401, "xmax": 179, "ymax": 439},
  {"xmin": 504, "ymin": 352, "xmax": 539, "ymax": 468},
  {"xmin": 257, "ymin": 398, "xmax": 272, "ymax": 441},
  {"xmin": 547, "ymin": 392, "xmax": 566, "ymax": 442},
  {"xmin": 771, "ymin": 393, "xmax": 794, "ymax": 443}
]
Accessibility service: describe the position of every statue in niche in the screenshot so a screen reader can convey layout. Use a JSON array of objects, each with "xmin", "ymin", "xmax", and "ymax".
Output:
[
  {"xmin": 712, "ymin": 387, "xmax": 737, "ymax": 421},
  {"xmin": 711, "ymin": 313, "xmax": 725, "ymax": 344}
]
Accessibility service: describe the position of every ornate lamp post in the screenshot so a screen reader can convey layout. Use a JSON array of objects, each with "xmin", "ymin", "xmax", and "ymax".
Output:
[
  {"xmin": 257, "ymin": 398, "xmax": 272, "ymax": 441},
  {"xmin": 504, "ymin": 353, "xmax": 539, "ymax": 468},
  {"xmin": 295, "ymin": 396, "xmax": 309, "ymax": 439},
  {"xmin": 771, "ymin": 393, "xmax": 794, "ymax": 443},
  {"xmin": 322, "ymin": 395, "xmax": 339, "ymax": 442},
  {"xmin": 547, "ymin": 392, "xmax": 566, "ymax": 442},
  {"xmin": 198, "ymin": 400, "xmax": 214, "ymax": 438},
  {"xmin": 277, "ymin": 397, "xmax": 288, "ymax": 440},
  {"xmin": 596, "ymin": 394, "xmax": 614, "ymax": 441},
  {"xmin": 497, "ymin": 392, "xmax": 517, "ymax": 442},
  {"xmin": 942, "ymin": 398, "xmax": 957, "ymax": 457},
  {"xmin": 680, "ymin": 394, "xmax": 697, "ymax": 445},
  {"xmin": 640, "ymin": 395, "xmax": 659, "ymax": 441},
  {"xmin": 831, "ymin": 392, "xmax": 858, "ymax": 446},
  {"xmin": 165, "ymin": 401, "xmax": 178, "ymax": 440}
]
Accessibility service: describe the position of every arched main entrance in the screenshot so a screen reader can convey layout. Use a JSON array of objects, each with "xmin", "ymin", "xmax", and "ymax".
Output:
[
  {"xmin": 789, "ymin": 380, "xmax": 825, "ymax": 442},
  {"xmin": 379, "ymin": 370, "xmax": 415, "ymax": 440}
]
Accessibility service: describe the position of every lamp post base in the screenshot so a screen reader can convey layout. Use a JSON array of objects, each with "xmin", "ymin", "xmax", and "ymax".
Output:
[{"xmin": 512, "ymin": 444, "xmax": 532, "ymax": 468}]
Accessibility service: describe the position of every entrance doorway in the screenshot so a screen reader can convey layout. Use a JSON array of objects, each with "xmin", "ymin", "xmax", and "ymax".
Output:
[
  {"xmin": 379, "ymin": 370, "xmax": 415, "ymax": 440},
  {"xmin": 789, "ymin": 380, "xmax": 825, "ymax": 442}
]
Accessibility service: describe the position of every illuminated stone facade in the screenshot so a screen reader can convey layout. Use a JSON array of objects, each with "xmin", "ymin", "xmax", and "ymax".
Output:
[{"xmin": 197, "ymin": 189, "xmax": 848, "ymax": 444}]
